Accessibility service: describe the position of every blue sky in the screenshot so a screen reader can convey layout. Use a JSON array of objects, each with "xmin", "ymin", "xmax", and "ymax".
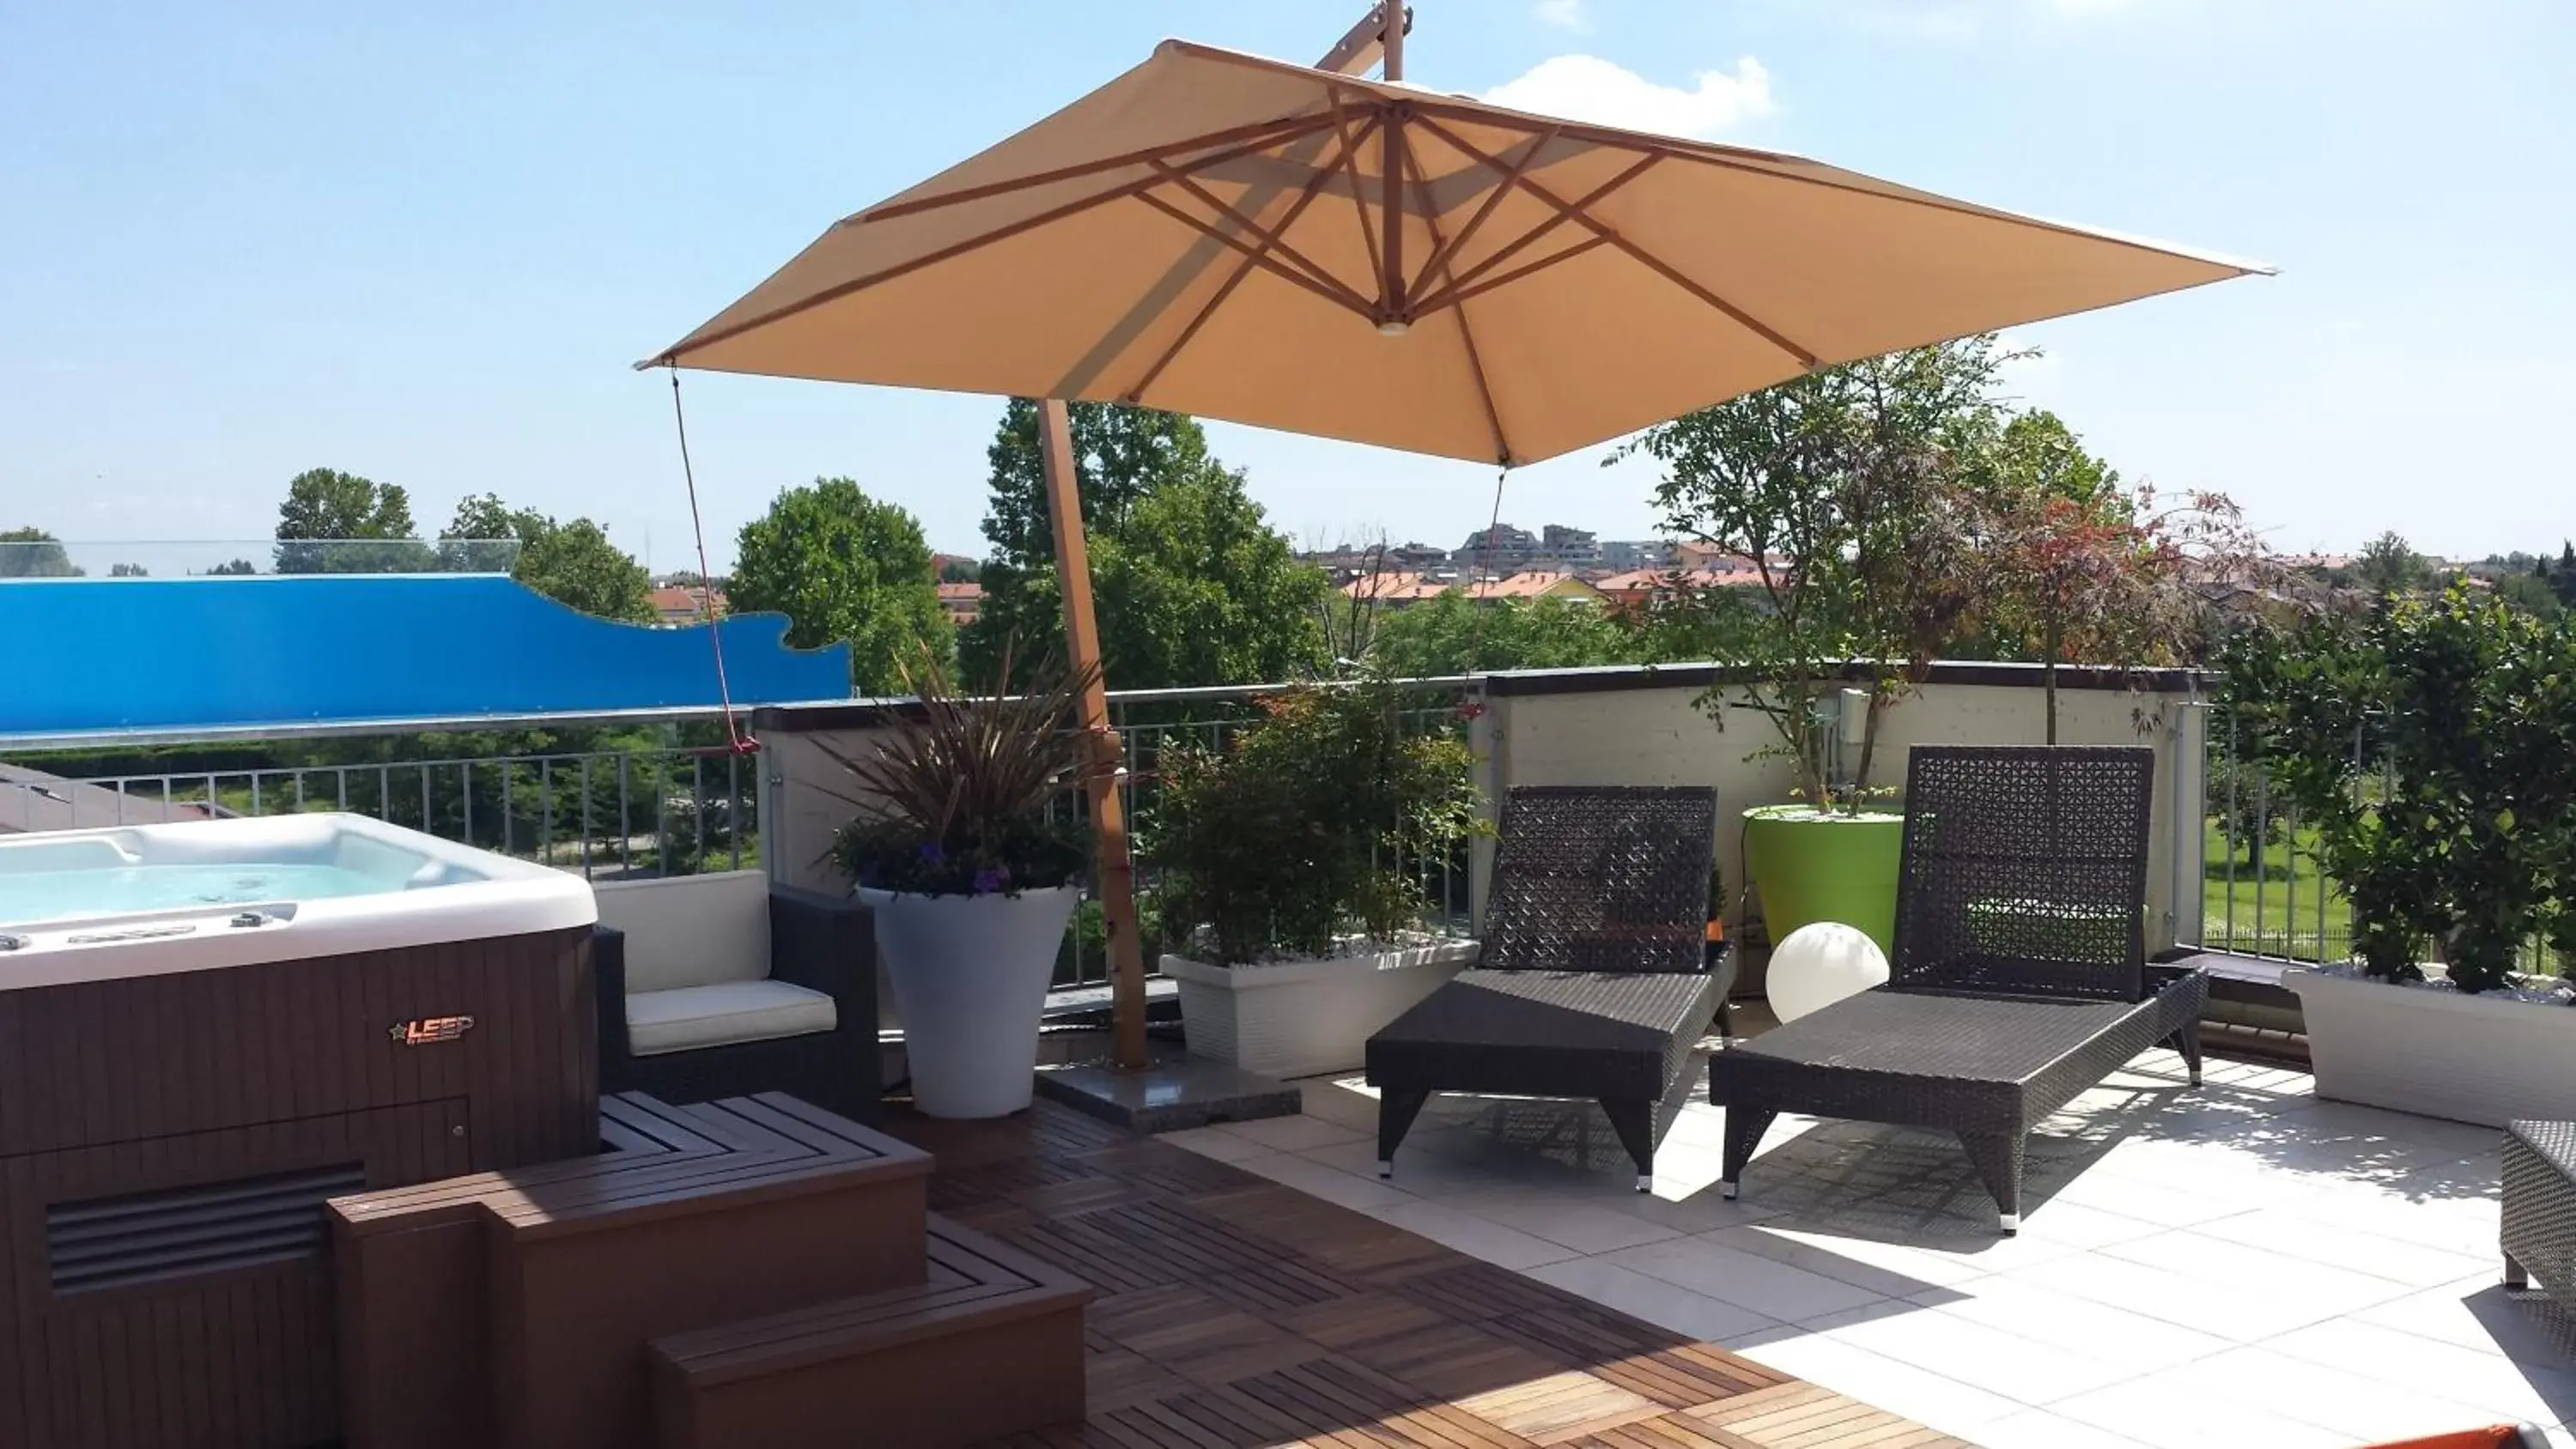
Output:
[{"xmin": 4, "ymin": 1, "xmax": 2569, "ymax": 572}]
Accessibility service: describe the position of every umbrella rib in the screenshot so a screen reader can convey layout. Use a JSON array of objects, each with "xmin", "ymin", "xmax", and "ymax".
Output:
[
  {"xmin": 1324, "ymin": 91, "xmax": 1384, "ymax": 297},
  {"xmin": 1414, "ymin": 113, "xmax": 1820, "ymax": 368},
  {"xmin": 1145, "ymin": 160, "xmax": 1372, "ymax": 314},
  {"xmin": 1122, "ymin": 114, "xmax": 1381, "ymax": 405},
  {"xmin": 1132, "ymin": 190, "xmax": 1378, "ymax": 322},
  {"xmin": 1401, "ymin": 125, "xmax": 1557, "ymax": 313},
  {"xmin": 860, "ymin": 112, "xmax": 1337, "ymax": 223},
  {"xmin": 1414, "ymin": 153, "xmax": 1659, "ymax": 311},
  {"xmin": 1412, "ymin": 233, "xmax": 1613, "ymax": 318},
  {"xmin": 1398, "ymin": 123, "xmax": 1512, "ymax": 466}
]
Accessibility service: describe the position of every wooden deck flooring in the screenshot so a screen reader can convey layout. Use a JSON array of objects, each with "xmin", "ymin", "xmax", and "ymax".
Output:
[{"xmin": 886, "ymin": 1102, "xmax": 1974, "ymax": 1449}]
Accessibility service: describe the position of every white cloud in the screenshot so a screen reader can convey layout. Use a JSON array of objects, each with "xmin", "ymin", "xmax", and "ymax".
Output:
[
  {"xmin": 1534, "ymin": 0, "xmax": 1594, "ymax": 31},
  {"xmin": 1479, "ymin": 55, "xmax": 1775, "ymax": 138}
]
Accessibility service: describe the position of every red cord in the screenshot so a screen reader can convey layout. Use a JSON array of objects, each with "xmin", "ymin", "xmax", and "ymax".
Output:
[{"xmin": 667, "ymin": 367, "xmax": 756, "ymax": 755}]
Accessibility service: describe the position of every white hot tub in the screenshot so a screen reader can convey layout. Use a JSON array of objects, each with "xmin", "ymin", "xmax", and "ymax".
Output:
[{"xmin": 0, "ymin": 812, "xmax": 596, "ymax": 988}]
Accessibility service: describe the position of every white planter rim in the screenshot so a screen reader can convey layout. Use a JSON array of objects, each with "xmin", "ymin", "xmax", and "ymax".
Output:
[
  {"xmin": 2284, "ymin": 965, "xmax": 2573, "ymax": 1019},
  {"xmin": 1163, "ymin": 937, "xmax": 1479, "ymax": 991},
  {"xmin": 855, "ymin": 882, "xmax": 1083, "ymax": 908}
]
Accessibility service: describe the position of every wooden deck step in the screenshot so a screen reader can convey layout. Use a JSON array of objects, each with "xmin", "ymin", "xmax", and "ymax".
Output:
[{"xmin": 649, "ymin": 1214, "xmax": 1092, "ymax": 1449}]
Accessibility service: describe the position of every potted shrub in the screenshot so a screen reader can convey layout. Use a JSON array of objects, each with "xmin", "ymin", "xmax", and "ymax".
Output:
[
  {"xmin": 2233, "ymin": 588, "xmax": 2576, "ymax": 1126},
  {"xmin": 1145, "ymin": 677, "xmax": 1483, "ymax": 1077},
  {"xmin": 822, "ymin": 643, "xmax": 1106, "ymax": 1119}
]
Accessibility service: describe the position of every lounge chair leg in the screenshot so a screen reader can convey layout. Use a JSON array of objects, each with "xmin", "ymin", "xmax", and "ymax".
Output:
[
  {"xmin": 2171, "ymin": 1018, "xmax": 2203, "ymax": 1087},
  {"xmin": 1720, "ymin": 1180, "xmax": 1739, "ymax": 1201},
  {"xmin": 1958, "ymin": 1130, "xmax": 2027, "ymax": 1236},
  {"xmin": 1377, "ymin": 1089, "xmax": 1431, "ymax": 1179},
  {"xmin": 2507, "ymin": 1252, "xmax": 2530, "ymax": 1290},
  {"xmin": 1721, "ymin": 1106, "xmax": 1777, "ymax": 1202},
  {"xmin": 1600, "ymin": 1098, "xmax": 1657, "ymax": 1193}
]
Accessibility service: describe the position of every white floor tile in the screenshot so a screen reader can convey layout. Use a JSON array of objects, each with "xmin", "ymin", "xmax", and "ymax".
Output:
[
  {"xmin": 2263, "ymin": 1315, "xmax": 2576, "ymax": 1425},
  {"xmin": 1693, "ymin": 1222, "xmax": 1995, "ymax": 1296},
  {"xmin": 1600, "ymin": 1235, "xmax": 1889, "ymax": 1323},
  {"xmin": 1917, "ymin": 1276, "xmax": 2236, "ymax": 1372},
  {"xmin": 1230, "ymin": 1149, "xmax": 1415, "ymax": 1210},
  {"xmin": 2190, "ymin": 1204, "xmax": 2499, "ymax": 1288},
  {"xmin": 1157, "ymin": 1124, "xmax": 1268, "ymax": 1161},
  {"xmin": 1789, "ymin": 1299, "xmax": 2142, "ymax": 1404},
  {"xmin": 1223, "ymin": 1113, "xmax": 1367, "ymax": 1151},
  {"xmin": 1519, "ymin": 1257, "xmax": 1780, "ymax": 1343},
  {"xmin": 2050, "ymin": 1371, "xmax": 2363, "ymax": 1449},
  {"xmin": 1731, "ymin": 1325, "xmax": 2030, "ymax": 1437},
  {"xmin": 1448, "ymin": 1191, "xmax": 1684, "ymax": 1255},
  {"xmin": 1973, "ymin": 1408, "xmax": 2164, "ymax": 1449},
  {"xmin": 1368, "ymin": 1199, "xmax": 1583, "ymax": 1270},
  {"xmin": 2160, "ymin": 1344, "xmax": 2514, "ymax": 1443}
]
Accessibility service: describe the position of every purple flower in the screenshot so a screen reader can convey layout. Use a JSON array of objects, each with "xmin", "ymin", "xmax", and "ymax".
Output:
[{"xmin": 972, "ymin": 866, "xmax": 1008, "ymax": 894}]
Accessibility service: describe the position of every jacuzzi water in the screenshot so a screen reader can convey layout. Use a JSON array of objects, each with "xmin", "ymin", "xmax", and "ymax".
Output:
[
  {"xmin": 0, "ymin": 863, "xmax": 397, "ymax": 925},
  {"xmin": 0, "ymin": 813, "xmax": 596, "ymax": 986}
]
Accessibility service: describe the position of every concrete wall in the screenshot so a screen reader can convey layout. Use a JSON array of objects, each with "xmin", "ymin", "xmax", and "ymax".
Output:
[{"xmin": 1484, "ymin": 665, "xmax": 2205, "ymax": 954}]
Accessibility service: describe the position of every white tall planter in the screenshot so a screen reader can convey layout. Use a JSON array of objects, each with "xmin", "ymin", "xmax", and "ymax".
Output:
[
  {"xmin": 860, "ymin": 885, "xmax": 1078, "ymax": 1119},
  {"xmin": 1167, "ymin": 938, "xmax": 1479, "ymax": 1078},
  {"xmin": 2287, "ymin": 967, "xmax": 2576, "ymax": 1127}
]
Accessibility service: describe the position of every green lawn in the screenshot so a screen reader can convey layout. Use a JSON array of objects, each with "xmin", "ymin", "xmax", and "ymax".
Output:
[{"xmin": 2198, "ymin": 819, "xmax": 2352, "ymax": 960}]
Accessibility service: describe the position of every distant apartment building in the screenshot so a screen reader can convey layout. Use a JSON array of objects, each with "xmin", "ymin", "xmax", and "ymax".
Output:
[
  {"xmin": 1597, "ymin": 539, "xmax": 1676, "ymax": 572},
  {"xmin": 1456, "ymin": 523, "xmax": 1540, "ymax": 572},
  {"xmin": 1539, "ymin": 524, "xmax": 1601, "ymax": 570}
]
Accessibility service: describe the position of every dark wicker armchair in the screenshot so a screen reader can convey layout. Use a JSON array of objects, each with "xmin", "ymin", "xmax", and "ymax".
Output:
[
  {"xmin": 1709, "ymin": 747, "xmax": 2206, "ymax": 1232},
  {"xmin": 592, "ymin": 871, "xmax": 879, "ymax": 1125},
  {"xmin": 1367, "ymin": 785, "xmax": 1727, "ymax": 1191}
]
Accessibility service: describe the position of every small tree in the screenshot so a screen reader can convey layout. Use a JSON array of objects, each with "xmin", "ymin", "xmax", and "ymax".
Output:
[
  {"xmin": 275, "ymin": 468, "xmax": 435, "ymax": 573},
  {"xmin": 2352, "ymin": 530, "xmax": 2429, "ymax": 596},
  {"xmin": 730, "ymin": 477, "xmax": 950, "ymax": 694},
  {"xmin": 1618, "ymin": 336, "xmax": 2016, "ymax": 808}
]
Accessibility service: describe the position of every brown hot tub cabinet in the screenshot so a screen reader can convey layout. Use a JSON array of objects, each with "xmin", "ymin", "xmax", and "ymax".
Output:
[{"xmin": 0, "ymin": 925, "xmax": 597, "ymax": 1448}]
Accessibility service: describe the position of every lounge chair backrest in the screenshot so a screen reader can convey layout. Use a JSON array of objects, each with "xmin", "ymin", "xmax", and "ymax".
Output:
[
  {"xmin": 1892, "ymin": 746, "xmax": 2154, "ymax": 1003},
  {"xmin": 1480, "ymin": 785, "xmax": 1716, "ymax": 975}
]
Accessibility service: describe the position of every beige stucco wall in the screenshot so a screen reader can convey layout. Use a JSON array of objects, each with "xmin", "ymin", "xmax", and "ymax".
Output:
[{"xmin": 1486, "ymin": 676, "xmax": 2203, "ymax": 953}]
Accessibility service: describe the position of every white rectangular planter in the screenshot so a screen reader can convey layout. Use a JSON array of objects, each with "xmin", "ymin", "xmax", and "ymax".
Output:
[
  {"xmin": 2287, "ymin": 966, "xmax": 2576, "ymax": 1127},
  {"xmin": 1166, "ymin": 938, "xmax": 1479, "ymax": 1079}
]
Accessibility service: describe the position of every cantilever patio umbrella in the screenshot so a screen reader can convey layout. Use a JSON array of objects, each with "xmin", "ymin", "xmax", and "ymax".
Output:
[{"xmin": 649, "ymin": 18, "xmax": 2267, "ymax": 1069}]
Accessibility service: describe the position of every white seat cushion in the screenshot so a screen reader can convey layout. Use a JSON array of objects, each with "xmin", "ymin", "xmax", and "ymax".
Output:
[
  {"xmin": 624, "ymin": 979, "xmax": 837, "ymax": 1057},
  {"xmin": 593, "ymin": 870, "xmax": 773, "ymax": 993}
]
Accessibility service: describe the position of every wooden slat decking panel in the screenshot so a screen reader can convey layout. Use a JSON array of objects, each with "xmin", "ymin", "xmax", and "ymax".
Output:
[{"xmin": 886, "ymin": 1102, "xmax": 1962, "ymax": 1449}]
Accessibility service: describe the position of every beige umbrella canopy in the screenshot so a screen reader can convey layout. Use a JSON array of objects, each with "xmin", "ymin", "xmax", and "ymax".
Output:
[
  {"xmin": 653, "ymin": 38, "xmax": 2265, "ymax": 466},
  {"xmin": 653, "ymin": 25, "xmax": 2264, "ymax": 1073}
]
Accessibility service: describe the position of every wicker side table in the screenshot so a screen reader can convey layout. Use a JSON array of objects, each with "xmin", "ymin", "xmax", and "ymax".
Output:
[{"xmin": 2502, "ymin": 1120, "xmax": 2576, "ymax": 1302}]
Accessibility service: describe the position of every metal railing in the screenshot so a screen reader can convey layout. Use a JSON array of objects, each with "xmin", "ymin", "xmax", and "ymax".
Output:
[
  {"xmin": 8, "ymin": 679, "xmax": 1485, "ymax": 991},
  {"xmin": 19, "ymin": 743, "xmax": 756, "ymax": 882},
  {"xmin": 2194, "ymin": 703, "xmax": 2355, "ymax": 962}
]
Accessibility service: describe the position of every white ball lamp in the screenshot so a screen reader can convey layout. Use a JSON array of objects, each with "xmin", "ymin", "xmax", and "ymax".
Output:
[{"xmin": 1765, "ymin": 922, "xmax": 1890, "ymax": 1024}]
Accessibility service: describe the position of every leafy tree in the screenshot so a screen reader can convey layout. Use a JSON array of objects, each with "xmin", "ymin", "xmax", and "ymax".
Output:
[
  {"xmin": 2352, "ymin": 530, "xmax": 2430, "ymax": 596},
  {"xmin": 439, "ymin": 494, "xmax": 653, "ymax": 622},
  {"xmin": 274, "ymin": 468, "xmax": 434, "ymax": 573},
  {"xmin": 0, "ymin": 526, "xmax": 80, "ymax": 577},
  {"xmin": 207, "ymin": 558, "xmax": 258, "ymax": 576},
  {"xmin": 1362, "ymin": 591, "xmax": 1641, "ymax": 676},
  {"xmin": 972, "ymin": 468, "xmax": 1330, "ymax": 689},
  {"xmin": 108, "ymin": 562, "xmax": 149, "ymax": 577},
  {"xmin": 2494, "ymin": 568, "xmax": 2563, "ymax": 619},
  {"xmin": 730, "ymin": 477, "xmax": 950, "ymax": 694},
  {"xmin": 937, "ymin": 557, "xmax": 981, "ymax": 584},
  {"xmin": 961, "ymin": 399, "xmax": 1327, "ymax": 690},
  {"xmin": 2557, "ymin": 541, "xmax": 2576, "ymax": 608}
]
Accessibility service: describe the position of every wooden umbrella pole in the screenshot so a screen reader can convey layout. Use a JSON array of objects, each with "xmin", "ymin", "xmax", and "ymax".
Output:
[
  {"xmin": 1055, "ymin": 4, "xmax": 1419, "ymax": 1073},
  {"xmin": 1038, "ymin": 397, "xmax": 1150, "ymax": 1069}
]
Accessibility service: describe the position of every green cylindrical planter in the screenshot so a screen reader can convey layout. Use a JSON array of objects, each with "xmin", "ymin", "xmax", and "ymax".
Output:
[{"xmin": 1741, "ymin": 805, "xmax": 1905, "ymax": 959}]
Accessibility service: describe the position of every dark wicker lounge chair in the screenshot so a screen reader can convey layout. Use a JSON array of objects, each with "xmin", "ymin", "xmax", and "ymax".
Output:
[
  {"xmin": 1367, "ymin": 785, "xmax": 1726, "ymax": 1192},
  {"xmin": 1708, "ymin": 747, "xmax": 2206, "ymax": 1233}
]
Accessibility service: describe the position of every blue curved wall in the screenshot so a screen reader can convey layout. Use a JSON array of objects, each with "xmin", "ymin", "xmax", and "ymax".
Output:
[{"xmin": 0, "ymin": 576, "xmax": 853, "ymax": 737}]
